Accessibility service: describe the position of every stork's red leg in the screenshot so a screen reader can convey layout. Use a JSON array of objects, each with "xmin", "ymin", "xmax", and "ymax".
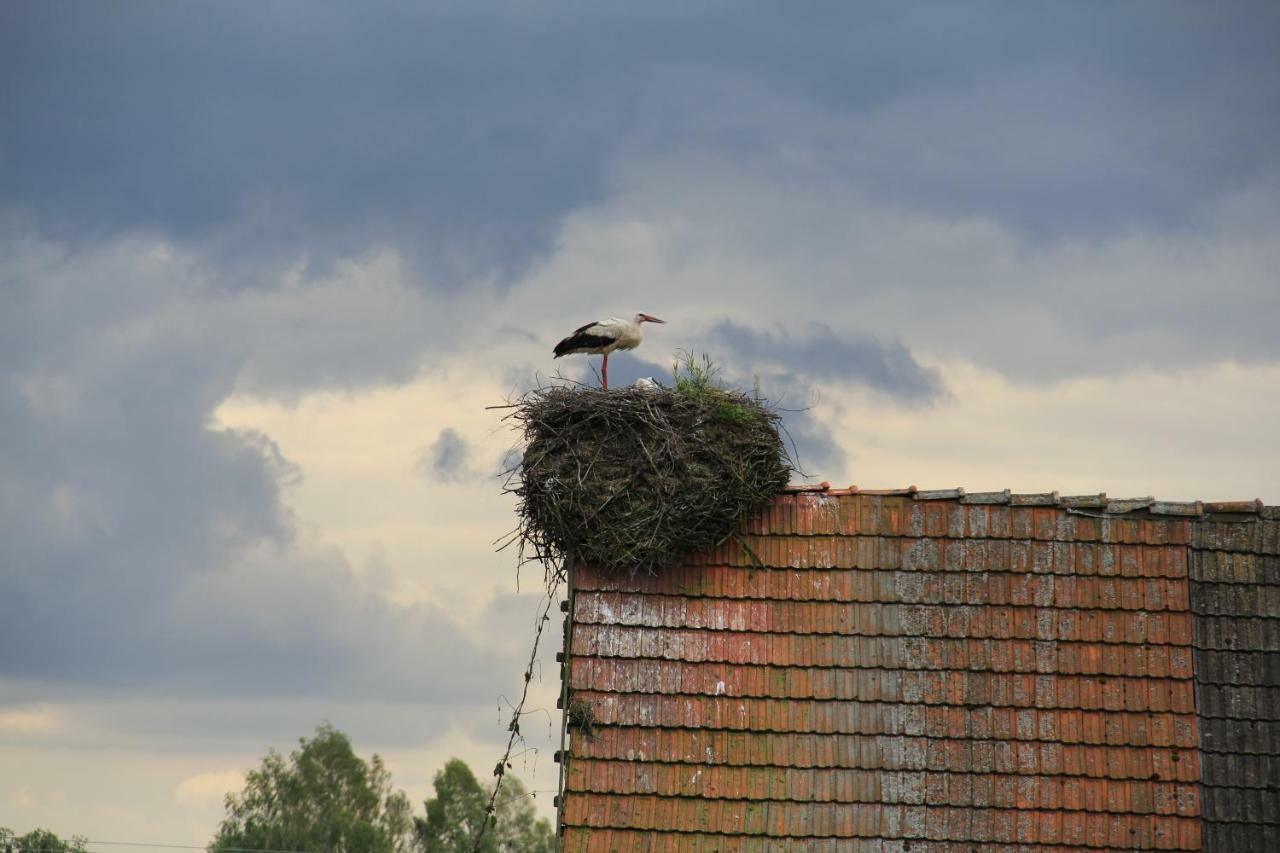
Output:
[{"xmin": 602, "ymin": 353, "xmax": 609, "ymax": 390}]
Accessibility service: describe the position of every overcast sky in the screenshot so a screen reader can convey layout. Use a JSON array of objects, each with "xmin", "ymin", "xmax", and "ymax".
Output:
[{"xmin": 3, "ymin": 1, "xmax": 1279, "ymax": 842}]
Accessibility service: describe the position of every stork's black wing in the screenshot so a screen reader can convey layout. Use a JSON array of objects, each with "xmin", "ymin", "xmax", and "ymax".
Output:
[{"xmin": 554, "ymin": 326, "xmax": 617, "ymax": 357}]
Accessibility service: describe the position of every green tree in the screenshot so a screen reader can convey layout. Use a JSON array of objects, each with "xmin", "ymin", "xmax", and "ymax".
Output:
[
  {"xmin": 0, "ymin": 828, "xmax": 88, "ymax": 853},
  {"xmin": 486, "ymin": 773, "xmax": 555, "ymax": 853},
  {"xmin": 211, "ymin": 722, "xmax": 412, "ymax": 853},
  {"xmin": 413, "ymin": 759, "xmax": 553, "ymax": 853}
]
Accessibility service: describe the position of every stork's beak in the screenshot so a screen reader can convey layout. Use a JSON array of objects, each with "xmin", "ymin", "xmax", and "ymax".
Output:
[{"xmin": 642, "ymin": 314, "xmax": 666, "ymax": 324}]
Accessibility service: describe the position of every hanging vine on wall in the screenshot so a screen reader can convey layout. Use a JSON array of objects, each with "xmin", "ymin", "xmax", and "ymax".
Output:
[{"xmin": 471, "ymin": 564, "xmax": 562, "ymax": 853}]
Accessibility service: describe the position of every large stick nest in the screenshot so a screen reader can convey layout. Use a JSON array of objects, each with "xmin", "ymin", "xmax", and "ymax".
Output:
[{"xmin": 504, "ymin": 384, "xmax": 792, "ymax": 576}]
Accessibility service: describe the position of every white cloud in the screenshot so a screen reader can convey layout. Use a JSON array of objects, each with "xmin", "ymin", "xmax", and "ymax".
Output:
[
  {"xmin": 820, "ymin": 358, "xmax": 1280, "ymax": 502},
  {"xmin": 0, "ymin": 706, "xmax": 64, "ymax": 736},
  {"xmin": 215, "ymin": 363, "xmax": 525, "ymax": 615},
  {"xmin": 174, "ymin": 770, "xmax": 244, "ymax": 808},
  {"xmin": 8, "ymin": 787, "xmax": 41, "ymax": 811}
]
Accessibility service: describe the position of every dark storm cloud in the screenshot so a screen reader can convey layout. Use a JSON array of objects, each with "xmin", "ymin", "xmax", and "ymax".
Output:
[
  {"xmin": 709, "ymin": 320, "xmax": 944, "ymax": 402},
  {"xmin": 0, "ymin": 242, "xmax": 512, "ymax": 701},
  {"xmin": 4, "ymin": 2, "xmax": 1278, "ymax": 285},
  {"xmin": 694, "ymin": 320, "xmax": 943, "ymax": 479},
  {"xmin": 420, "ymin": 427, "xmax": 476, "ymax": 483},
  {"xmin": 778, "ymin": 414, "xmax": 848, "ymax": 484}
]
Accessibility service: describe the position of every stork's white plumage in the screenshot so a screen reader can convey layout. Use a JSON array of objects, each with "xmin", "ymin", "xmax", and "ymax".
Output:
[{"xmin": 553, "ymin": 312, "xmax": 665, "ymax": 390}]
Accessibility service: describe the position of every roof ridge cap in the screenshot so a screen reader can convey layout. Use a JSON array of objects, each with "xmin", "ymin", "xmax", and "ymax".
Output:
[{"xmin": 781, "ymin": 483, "xmax": 1273, "ymax": 518}]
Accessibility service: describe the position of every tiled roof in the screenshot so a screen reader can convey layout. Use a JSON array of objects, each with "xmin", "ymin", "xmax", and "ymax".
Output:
[
  {"xmin": 557, "ymin": 487, "xmax": 1280, "ymax": 851},
  {"xmin": 1190, "ymin": 513, "xmax": 1280, "ymax": 850}
]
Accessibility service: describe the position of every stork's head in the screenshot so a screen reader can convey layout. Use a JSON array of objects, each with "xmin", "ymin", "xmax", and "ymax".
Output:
[{"xmin": 635, "ymin": 313, "xmax": 666, "ymax": 324}]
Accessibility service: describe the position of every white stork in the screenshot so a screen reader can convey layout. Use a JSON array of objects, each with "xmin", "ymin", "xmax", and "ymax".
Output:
[{"xmin": 553, "ymin": 313, "xmax": 665, "ymax": 390}]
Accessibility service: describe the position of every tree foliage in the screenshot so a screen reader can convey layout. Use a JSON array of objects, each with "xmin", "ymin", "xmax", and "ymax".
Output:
[
  {"xmin": 413, "ymin": 759, "xmax": 553, "ymax": 853},
  {"xmin": 0, "ymin": 828, "xmax": 88, "ymax": 853},
  {"xmin": 210, "ymin": 722, "xmax": 412, "ymax": 853},
  {"xmin": 208, "ymin": 724, "xmax": 552, "ymax": 853}
]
